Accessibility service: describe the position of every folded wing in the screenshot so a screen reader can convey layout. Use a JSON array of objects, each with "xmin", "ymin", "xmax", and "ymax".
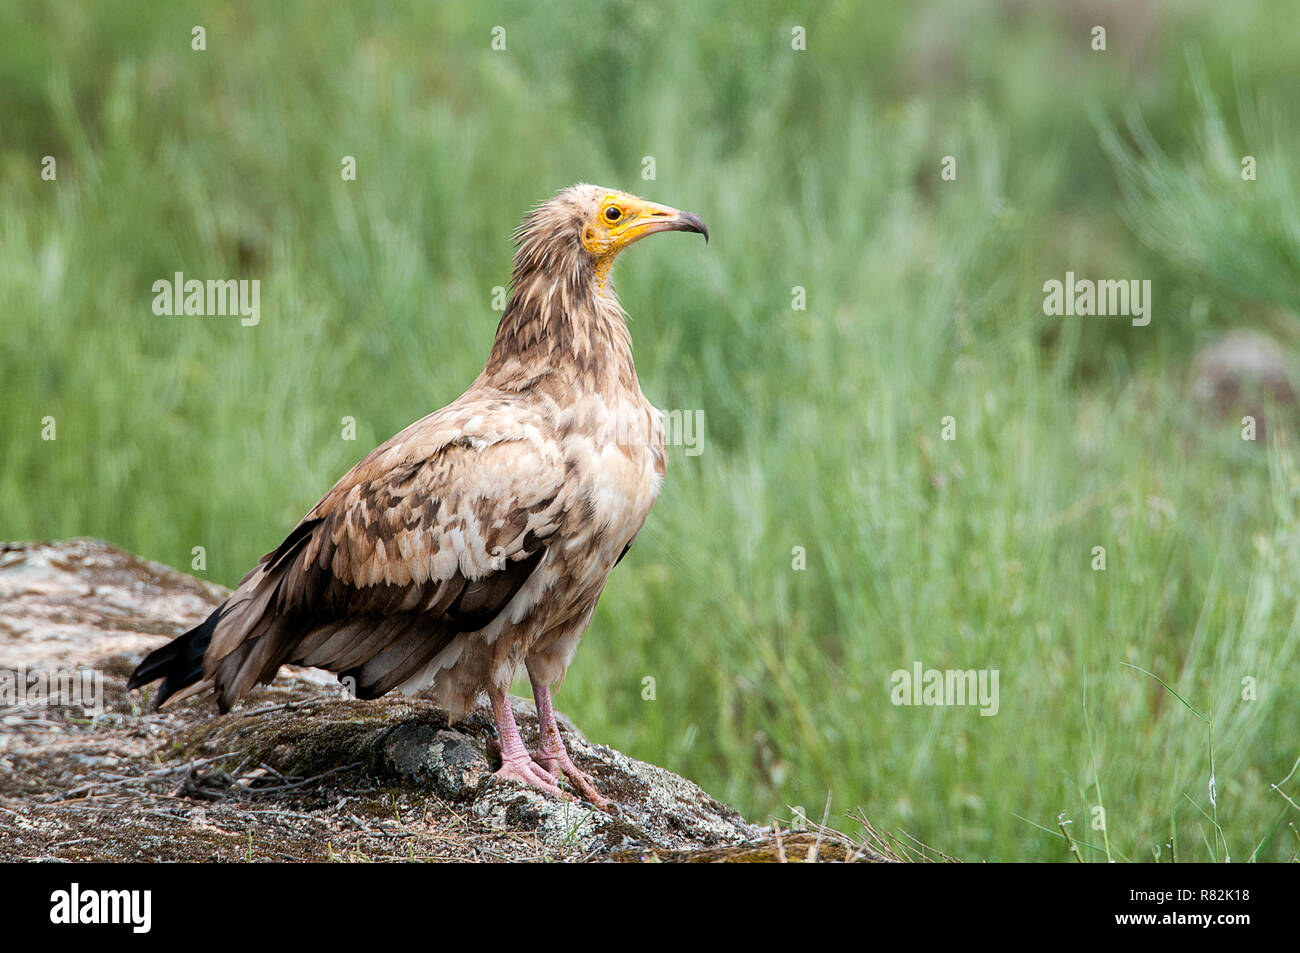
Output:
[{"xmin": 131, "ymin": 401, "xmax": 566, "ymax": 712}]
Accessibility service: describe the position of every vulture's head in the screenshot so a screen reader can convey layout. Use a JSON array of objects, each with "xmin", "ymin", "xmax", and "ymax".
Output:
[{"xmin": 513, "ymin": 183, "xmax": 708, "ymax": 288}]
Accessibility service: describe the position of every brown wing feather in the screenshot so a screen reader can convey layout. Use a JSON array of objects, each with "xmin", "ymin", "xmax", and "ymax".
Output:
[{"xmin": 197, "ymin": 402, "xmax": 567, "ymax": 712}]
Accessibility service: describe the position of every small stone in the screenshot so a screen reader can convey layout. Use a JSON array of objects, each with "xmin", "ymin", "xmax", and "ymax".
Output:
[
  {"xmin": 1192, "ymin": 331, "xmax": 1296, "ymax": 441},
  {"xmin": 382, "ymin": 724, "xmax": 492, "ymax": 799}
]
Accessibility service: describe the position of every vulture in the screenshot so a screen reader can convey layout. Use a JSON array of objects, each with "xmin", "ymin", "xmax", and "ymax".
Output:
[{"xmin": 129, "ymin": 184, "xmax": 708, "ymax": 807}]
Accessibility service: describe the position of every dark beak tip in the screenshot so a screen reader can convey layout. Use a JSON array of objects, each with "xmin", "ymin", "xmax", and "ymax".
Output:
[{"xmin": 680, "ymin": 212, "xmax": 709, "ymax": 244}]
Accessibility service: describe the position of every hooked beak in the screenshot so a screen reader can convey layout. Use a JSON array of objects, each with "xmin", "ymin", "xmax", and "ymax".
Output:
[
  {"xmin": 626, "ymin": 200, "xmax": 709, "ymax": 245},
  {"xmin": 670, "ymin": 211, "xmax": 710, "ymax": 243}
]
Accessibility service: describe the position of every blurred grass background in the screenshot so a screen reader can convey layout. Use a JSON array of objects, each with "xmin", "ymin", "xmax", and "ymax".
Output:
[{"xmin": 3, "ymin": 0, "xmax": 1300, "ymax": 860}]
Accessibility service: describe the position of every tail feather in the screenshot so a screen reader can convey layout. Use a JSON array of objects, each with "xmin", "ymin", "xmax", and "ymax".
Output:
[{"xmin": 127, "ymin": 604, "xmax": 226, "ymax": 708}]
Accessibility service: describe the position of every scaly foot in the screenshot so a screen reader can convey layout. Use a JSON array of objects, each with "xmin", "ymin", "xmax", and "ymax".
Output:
[
  {"xmin": 532, "ymin": 743, "xmax": 608, "ymax": 809},
  {"xmin": 528, "ymin": 672, "xmax": 612, "ymax": 811},
  {"xmin": 492, "ymin": 753, "xmax": 568, "ymax": 799},
  {"xmin": 488, "ymin": 685, "xmax": 570, "ymax": 800}
]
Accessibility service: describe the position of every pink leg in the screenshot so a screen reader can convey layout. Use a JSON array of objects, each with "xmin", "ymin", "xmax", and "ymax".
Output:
[
  {"xmin": 528, "ymin": 671, "xmax": 609, "ymax": 810},
  {"xmin": 488, "ymin": 685, "xmax": 566, "ymax": 798}
]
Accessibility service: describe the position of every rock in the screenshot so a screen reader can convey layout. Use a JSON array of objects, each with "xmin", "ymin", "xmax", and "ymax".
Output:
[
  {"xmin": 0, "ymin": 539, "xmax": 847, "ymax": 862},
  {"xmin": 1192, "ymin": 331, "xmax": 1297, "ymax": 441},
  {"xmin": 382, "ymin": 725, "xmax": 493, "ymax": 800}
]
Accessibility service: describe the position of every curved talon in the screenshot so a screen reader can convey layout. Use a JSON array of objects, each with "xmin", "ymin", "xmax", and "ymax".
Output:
[
  {"xmin": 565, "ymin": 769, "xmax": 610, "ymax": 812},
  {"xmin": 533, "ymin": 746, "xmax": 609, "ymax": 812}
]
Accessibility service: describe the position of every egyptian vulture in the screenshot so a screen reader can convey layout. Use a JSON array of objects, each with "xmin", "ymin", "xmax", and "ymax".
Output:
[{"xmin": 129, "ymin": 184, "xmax": 708, "ymax": 807}]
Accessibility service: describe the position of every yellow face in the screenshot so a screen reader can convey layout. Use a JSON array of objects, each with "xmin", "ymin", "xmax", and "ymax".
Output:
[{"xmin": 580, "ymin": 190, "xmax": 708, "ymax": 262}]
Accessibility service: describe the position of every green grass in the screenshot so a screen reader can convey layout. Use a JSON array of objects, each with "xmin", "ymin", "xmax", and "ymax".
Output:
[{"xmin": 4, "ymin": 0, "xmax": 1300, "ymax": 861}]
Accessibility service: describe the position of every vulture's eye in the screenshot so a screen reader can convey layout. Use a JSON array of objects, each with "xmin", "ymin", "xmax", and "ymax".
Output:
[{"xmin": 604, "ymin": 207, "xmax": 622, "ymax": 222}]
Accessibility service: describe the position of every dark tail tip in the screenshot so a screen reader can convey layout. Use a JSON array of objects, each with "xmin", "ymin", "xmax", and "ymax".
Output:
[{"xmin": 127, "ymin": 604, "xmax": 224, "ymax": 708}]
